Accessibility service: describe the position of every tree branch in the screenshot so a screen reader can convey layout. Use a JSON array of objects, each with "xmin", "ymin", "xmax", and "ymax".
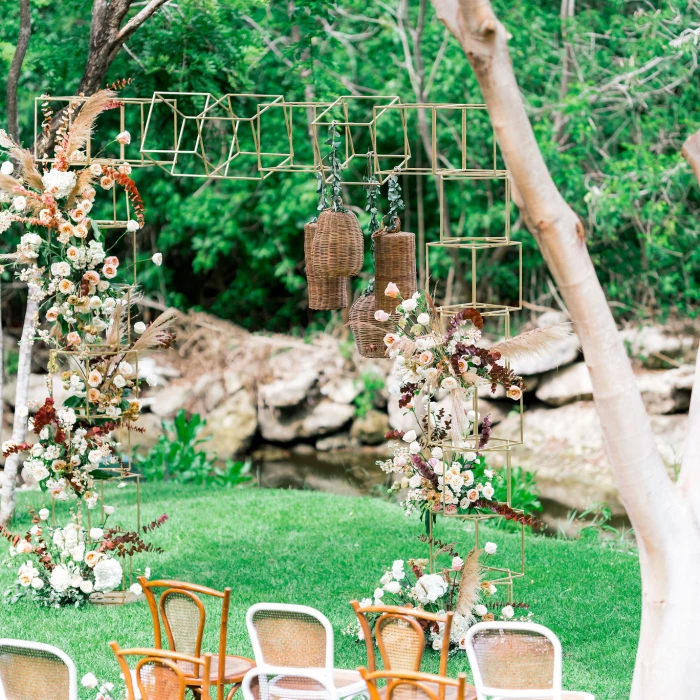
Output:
[
  {"xmin": 6, "ymin": 0, "xmax": 32, "ymax": 143},
  {"xmin": 115, "ymin": 0, "xmax": 170, "ymax": 43}
]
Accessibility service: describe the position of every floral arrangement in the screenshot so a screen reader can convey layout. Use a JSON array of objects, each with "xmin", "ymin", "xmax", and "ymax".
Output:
[
  {"xmin": 346, "ymin": 541, "xmax": 532, "ymax": 651},
  {"xmin": 81, "ymin": 673, "xmax": 116, "ymax": 700},
  {"xmin": 1, "ymin": 508, "xmax": 167, "ymax": 607},
  {"xmin": 0, "ymin": 84, "xmax": 175, "ymax": 504}
]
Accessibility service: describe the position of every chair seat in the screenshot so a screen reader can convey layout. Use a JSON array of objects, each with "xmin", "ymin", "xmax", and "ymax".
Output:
[
  {"xmin": 188, "ymin": 654, "xmax": 256, "ymax": 685},
  {"xmin": 332, "ymin": 669, "xmax": 367, "ymax": 697},
  {"xmin": 379, "ymin": 682, "xmax": 477, "ymax": 700}
]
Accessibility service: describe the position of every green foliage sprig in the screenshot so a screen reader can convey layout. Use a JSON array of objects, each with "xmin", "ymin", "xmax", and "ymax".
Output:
[
  {"xmin": 384, "ymin": 171, "xmax": 404, "ymax": 231},
  {"xmin": 325, "ymin": 121, "xmax": 345, "ymax": 212}
]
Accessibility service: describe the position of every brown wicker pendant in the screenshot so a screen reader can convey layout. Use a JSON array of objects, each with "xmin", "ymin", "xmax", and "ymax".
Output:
[
  {"xmin": 349, "ymin": 292, "xmax": 392, "ymax": 358},
  {"xmin": 372, "ymin": 220, "xmax": 417, "ymax": 314},
  {"xmin": 311, "ymin": 209, "xmax": 364, "ymax": 278},
  {"xmin": 305, "ymin": 222, "xmax": 348, "ymax": 310}
]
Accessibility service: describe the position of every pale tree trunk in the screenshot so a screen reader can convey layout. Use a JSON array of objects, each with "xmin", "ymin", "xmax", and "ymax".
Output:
[
  {"xmin": 0, "ymin": 296, "xmax": 38, "ymax": 525},
  {"xmin": 429, "ymin": 0, "xmax": 700, "ymax": 697}
]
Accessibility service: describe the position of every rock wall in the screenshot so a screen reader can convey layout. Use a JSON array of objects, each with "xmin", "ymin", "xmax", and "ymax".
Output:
[{"xmin": 3, "ymin": 312, "xmax": 696, "ymax": 516}]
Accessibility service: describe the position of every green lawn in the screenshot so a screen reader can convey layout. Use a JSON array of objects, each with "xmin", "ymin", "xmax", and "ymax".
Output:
[{"xmin": 0, "ymin": 484, "xmax": 640, "ymax": 699}]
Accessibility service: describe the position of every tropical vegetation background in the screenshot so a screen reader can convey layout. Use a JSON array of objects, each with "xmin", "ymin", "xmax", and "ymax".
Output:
[{"xmin": 0, "ymin": 0, "xmax": 698, "ymax": 333}]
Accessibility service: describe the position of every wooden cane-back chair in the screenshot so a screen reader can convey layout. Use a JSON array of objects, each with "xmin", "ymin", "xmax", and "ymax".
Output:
[
  {"xmin": 110, "ymin": 642, "xmax": 213, "ymax": 700},
  {"xmin": 139, "ymin": 577, "xmax": 255, "ymax": 700},
  {"xmin": 350, "ymin": 602, "xmax": 454, "ymax": 677},
  {"xmin": 464, "ymin": 622, "xmax": 595, "ymax": 700},
  {"xmin": 359, "ymin": 668, "xmax": 471, "ymax": 700},
  {"xmin": 0, "ymin": 639, "xmax": 77, "ymax": 700}
]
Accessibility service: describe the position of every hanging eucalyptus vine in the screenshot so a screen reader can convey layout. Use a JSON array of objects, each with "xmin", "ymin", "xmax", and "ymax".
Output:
[
  {"xmin": 325, "ymin": 121, "xmax": 345, "ymax": 212},
  {"xmin": 384, "ymin": 170, "xmax": 405, "ymax": 232}
]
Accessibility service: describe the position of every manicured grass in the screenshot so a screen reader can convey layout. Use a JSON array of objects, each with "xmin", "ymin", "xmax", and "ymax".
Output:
[{"xmin": 0, "ymin": 484, "xmax": 640, "ymax": 699}]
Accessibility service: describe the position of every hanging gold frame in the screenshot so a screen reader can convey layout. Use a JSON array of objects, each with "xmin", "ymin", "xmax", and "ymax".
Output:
[
  {"xmin": 141, "ymin": 92, "xmax": 287, "ymax": 179},
  {"xmin": 312, "ymin": 95, "xmax": 402, "ymax": 185},
  {"xmin": 371, "ymin": 102, "xmax": 500, "ymax": 178}
]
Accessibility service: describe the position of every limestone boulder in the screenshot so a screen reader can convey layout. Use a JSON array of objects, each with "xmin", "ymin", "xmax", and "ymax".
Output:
[
  {"xmin": 351, "ymin": 410, "xmax": 390, "ymax": 445},
  {"xmin": 490, "ymin": 402, "xmax": 687, "ymax": 513},
  {"xmin": 320, "ymin": 377, "xmax": 360, "ymax": 405},
  {"xmin": 635, "ymin": 365, "xmax": 694, "ymax": 414},
  {"xmin": 150, "ymin": 383, "xmax": 193, "ymax": 418},
  {"xmin": 258, "ymin": 396, "xmax": 355, "ymax": 442},
  {"xmin": 201, "ymin": 389, "xmax": 258, "ymax": 459},
  {"xmin": 536, "ymin": 363, "xmax": 593, "ymax": 407},
  {"xmin": 259, "ymin": 368, "xmax": 319, "ymax": 408},
  {"xmin": 620, "ymin": 324, "xmax": 696, "ymax": 368}
]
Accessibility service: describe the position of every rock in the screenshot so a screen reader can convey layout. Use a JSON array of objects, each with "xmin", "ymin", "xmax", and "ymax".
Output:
[
  {"xmin": 620, "ymin": 324, "xmax": 696, "ymax": 368},
  {"xmin": 536, "ymin": 363, "xmax": 593, "ymax": 407},
  {"xmin": 223, "ymin": 369, "xmax": 244, "ymax": 395},
  {"xmin": 258, "ymin": 397, "xmax": 355, "ymax": 442},
  {"xmin": 510, "ymin": 312, "xmax": 580, "ymax": 376},
  {"xmin": 478, "ymin": 383, "xmax": 506, "ymax": 400},
  {"xmin": 321, "ymin": 377, "xmax": 360, "ymax": 405},
  {"xmin": 137, "ymin": 356, "xmax": 180, "ymax": 382},
  {"xmin": 201, "ymin": 390, "xmax": 258, "ymax": 460},
  {"xmin": 635, "ymin": 365, "xmax": 694, "ymax": 414},
  {"xmin": 259, "ymin": 368, "xmax": 318, "ymax": 408},
  {"xmin": 150, "ymin": 383, "xmax": 192, "ymax": 418},
  {"xmin": 351, "ymin": 410, "xmax": 390, "ymax": 445},
  {"xmin": 490, "ymin": 402, "xmax": 687, "ymax": 514},
  {"xmin": 316, "ymin": 432, "xmax": 355, "ymax": 451}
]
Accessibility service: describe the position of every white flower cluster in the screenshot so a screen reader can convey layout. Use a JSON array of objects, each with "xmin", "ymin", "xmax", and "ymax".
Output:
[{"xmin": 41, "ymin": 169, "xmax": 77, "ymax": 200}]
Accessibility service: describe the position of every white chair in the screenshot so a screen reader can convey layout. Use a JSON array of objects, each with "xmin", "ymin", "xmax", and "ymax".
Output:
[
  {"xmin": 246, "ymin": 603, "xmax": 367, "ymax": 700},
  {"xmin": 463, "ymin": 622, "xmax": 595, "ymax": 700},
  {"xmin": 0, "ymin": 638, "xmax": 78, "ymax": 700},
  {"xmin": 242, "ymin": 665, "xmax": 338, "ymax": 700}
]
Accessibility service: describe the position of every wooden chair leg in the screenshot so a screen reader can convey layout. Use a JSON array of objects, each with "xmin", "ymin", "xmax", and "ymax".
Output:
[{"xmin": 225, "ymin": 683, "xmax": 241, "ymax": 700}]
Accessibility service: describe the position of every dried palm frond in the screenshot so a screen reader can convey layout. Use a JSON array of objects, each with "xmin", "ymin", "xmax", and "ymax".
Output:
[
  {"xmin": 66, "ymin": 169, "xmax": 96, "ymax": 208},
  {"xmin": 489, "ymin": 324, "xmax": 575, "ymax": 361},
  {"xmin": 0, "ymin": 173, "xmax": 22, "ymax": 196},
  {"xmin": 64, "ymin": 89, "xmax": 118, "ymax": 159},
  {"xmin": 10, "ymin": 147, "xmax": 43, "ymax": 191},
  {"xmin": 455, "ymin": 547, "xmax": 481, "ymax": 621},
  {"xmin": 131, "ymin": 308, "xmax": 180, "ymax": 352}
]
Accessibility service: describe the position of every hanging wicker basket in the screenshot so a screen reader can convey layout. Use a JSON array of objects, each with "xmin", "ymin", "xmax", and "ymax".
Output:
[
  {"xmin": 372, "ymin": 218, "xmax": 417, "ymax": 314},
  {"xmin": 305, "ymin": 222, "xmax": 348, "ymax": 310},
  {"xmin": 311, "ymin": 209, "xmax": 364, "ymax": 278},
  {"xmin": 349, "ymin": 293, "xmax": 392, "ymax": 359}
]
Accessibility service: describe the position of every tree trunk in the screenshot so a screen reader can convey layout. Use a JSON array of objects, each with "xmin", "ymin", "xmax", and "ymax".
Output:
[
  {"xmin": 429, "ymin": 0, "xmax": 700, "ymax": 696},
  {"xmin": 6, "ymin": 0, "xmax": 31, "ymax": 143},
  {"xmin": 0, "ymin": 296, "xmax": 38, "ymax": 525}
]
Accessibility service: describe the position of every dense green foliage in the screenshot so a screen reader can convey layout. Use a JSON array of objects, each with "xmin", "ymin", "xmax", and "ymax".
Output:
[
  {"xmin": 132, "ymin": 409, "xmax": 252, "ymax": 485},
  {"xmin": 0, "ymin": 1, "xmax": 698, "ymax": 331},
  {"xmin": 1, "ymin": 484, "xmax": 640, "ymax": 699}
]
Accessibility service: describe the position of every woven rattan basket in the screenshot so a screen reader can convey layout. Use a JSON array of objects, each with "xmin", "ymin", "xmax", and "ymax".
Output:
[
  {"xmin": 349, "ymin": 293, "xmax": 391, "ymax": 359},
  {"xmin": 311, "ymin": 209, "xmax": 364, "ymax": 278},
  {"xmin": 305, "ymin": 222, "xmax": 348, "ymax": 310},
  {"xmin": 372, "ymin": 219, "xmax": 417, "ymax": 313}
]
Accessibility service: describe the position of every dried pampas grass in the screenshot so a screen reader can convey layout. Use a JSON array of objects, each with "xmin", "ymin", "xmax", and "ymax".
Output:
[
  {"xmin": 66, "ymin": 169, "xmax": 96, "ymax": 208},
  {"xmin": 132, "ymin": 308, "xmax": 180, "ymax": 352},
  {"xmin": 455, "ymin": 546, "xmax": 481, "ymax": 622},
  {"xmin": 0, "ymin": 173, "xmax": 22, "ymax": 197},
  {"xmin": 10, "ymin": 147, "xmax": 43, "ymax": 191},
  {"xmin": 64, "ymin": 89, "xmax": 118, "ymax": 159},
  {"xmin": 489, "ymin": 324, "xmax": 575, "ymax": 362}
]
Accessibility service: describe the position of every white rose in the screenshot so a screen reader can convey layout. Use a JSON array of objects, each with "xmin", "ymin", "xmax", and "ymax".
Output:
[
  {"xmin": 126, "ymin": 219, "xmax": 140, "ymax": 232},
  {"xmin": 417, "ymin": 313, "xmax": 430, "ymax": 325},
  {"xmin": 113, "ymin": 374, "xmax": 126, "ymax": 388},
  {"xmin": 89, "ymin": 528, "xmax": 104, "ymax": 540},
  {"xmin": 465, "ymin": 452, "xmax": 477, "ymax": 463},
  {"xmin": 431, "ymin": 447, "xmax": 443, "ymax": 460},
  {"xmin": 383, "ymin": 581, "xmax": 401, "ymax": 594},
  {"xmin": 38, "ymin": 508, "xmax": 50, "ymax": 521},
  {"xmin": 409, "ymin": 441, "xmax": 421, "ymax": 455},
  {"xmin": 392, "ymin": 560, "xmax": 405, "ymax": 580},
  {"xmin": 502, "ymin": 605, "xmax": 514, "ymax": 619},
  {"xmin": 484, "ymin": 541, "xmax": 498, "ymax": 555},
  {"xmin": 152, "ymin": 253, "xmax": 163, "ymax": 266},
  {"xmin": 401, "ymin": 298, "xmax": 417, "ymax": 312},
  {"xmin": 1, "ymin": 161, "xmax": 13, "ymax": 175},
  {"xmin": 402, "ymin": 430, "xmax": 417, "ymax": 443},
  {"xmin": 12, "ymin": 196, "xmax": 26, "ymax": 211},
  {"xmin": 80, "ymin": 579, "xmax": 94, "ymax": 594},
  {"xmin": 133, "ymin": 321, "xmax": 146, "ymax": 334},
  {"xmin": 451, "ymin": 556, "xmax": 464, "ymax": 571},
  {"xmin": 129, "ymin": 582, "xmax": 143, "ymax": 596},
  {"xmin": 49, "ymin": 564, "xmax": 71, "ymax": 593},
  {"xmin": 408, "ymin": 474, "xmax": 422, "ymax": 489},
  {"xmin": 474, "ymin": 604, "xmax": 488, "ymax": 616},
  {"xmin": 81, "ymin": 673, "xmax": 98, "ymax": 689},
  {"xmin": 88, "ymin": 449, "xmax": 103, "ymax": 464},
  {"xmin": 380, "ymin": 572, "xmax": 393, "ymax": 586},
  {"xmin": 374, "ymin": 310, "xmax": 390, "ymax": 323},
  {"xmin": 441, "ymin": 377, "xmax": 459, "ymax": 390},
  {"xmin": 104, "ymin": 506, "xmax": 115, "ymax": 515},
  {"xmin": 118, "ymin": 361, "xmax": 133, "ymax": 376},
  {"xmin": 373, "ymin": 587, "xmax": 385, "ymax": 600},
  {"xmin": 31, "ymin": 577, "xmax": 44, "ymax": 590},
  {"xmin": 482, "ymin": 483, "xmax": 495, "ymax": 500}
]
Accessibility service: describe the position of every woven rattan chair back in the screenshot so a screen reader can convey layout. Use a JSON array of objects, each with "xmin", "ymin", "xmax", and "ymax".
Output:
[
  {"xmin": 305, "ymin": 222, "xmax": 348, "ymax": 310},
  {"xmin": 0, "ymin": 639, "xmax": 77, "ymax": 700},
  {"xmin": 242, "ymin": 665, "xmax": 338, "ymax": 700},
  {"xmin": 350, "ymin": 603, "xmax": 453, "ymax": 677},
  {"xmin": 247, "ymin": 604, "xmax": 333, "ymax": 669},
  {"xmin": 110, "ymin": 642, "xmax": 212, "ymax": 700},
  {"xmin": 464, "ymin": 622, "xmax": 563, "ymax": 699},
  {"xmin": 311, "ymin": 209, "xmax": 364, "ymax": 279},
  {"xmin": 372, "ymin": 222, "xmax": 417, "ymax": 314},
  {"xmin": 349, "ymin": 293, "xmax": 389, "ymax": 358},
  {"xmin": 359, "ymin": 668, "xmax": 467, "ymax": 700}
]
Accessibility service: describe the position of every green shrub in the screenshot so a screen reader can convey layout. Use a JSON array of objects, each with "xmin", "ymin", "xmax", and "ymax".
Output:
[
  {"xmin": 353, "ymin": 371, "xmax": 385, "ymax": 418},
  {"xmin": 133, "ymin": 409, "xmax": 252, "ymax": 487}
]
